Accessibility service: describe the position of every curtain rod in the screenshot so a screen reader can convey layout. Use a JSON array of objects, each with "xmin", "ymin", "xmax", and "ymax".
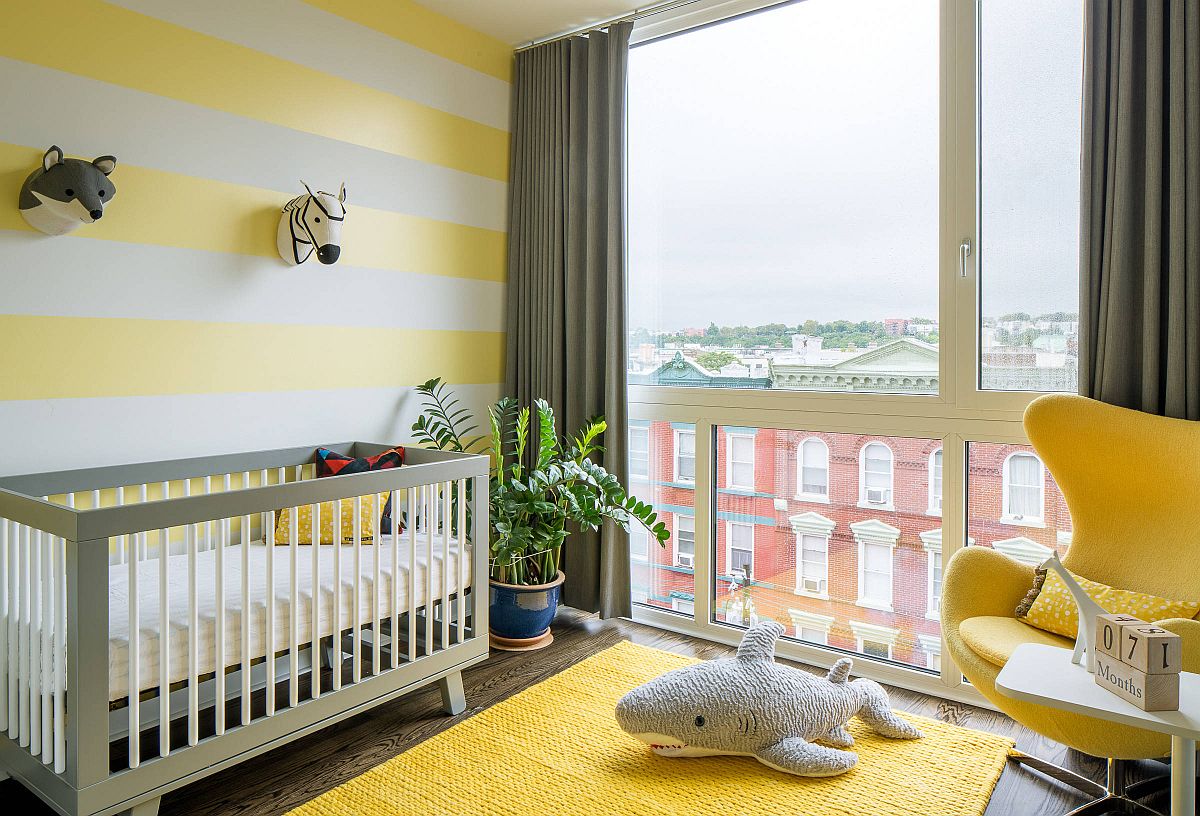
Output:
[{"xmin": 514, "ymin": 0, "xmax": 708, "ymax": 52}]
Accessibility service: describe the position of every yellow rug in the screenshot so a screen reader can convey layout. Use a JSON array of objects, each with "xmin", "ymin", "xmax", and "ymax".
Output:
[{"xmin": 288, "ymin": 642, "xmax": 1014, "ymax": 816}]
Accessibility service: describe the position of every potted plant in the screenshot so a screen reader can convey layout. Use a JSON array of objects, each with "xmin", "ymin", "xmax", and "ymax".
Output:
[{"xmin": 412, "ymin": 379, "xmax": 669, "ymax": 650}]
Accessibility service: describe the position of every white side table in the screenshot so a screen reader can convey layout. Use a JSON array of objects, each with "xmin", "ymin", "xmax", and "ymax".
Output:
[{"xmin": 997, "ymin": 643, "xmax": 1199, "ymax": 816}]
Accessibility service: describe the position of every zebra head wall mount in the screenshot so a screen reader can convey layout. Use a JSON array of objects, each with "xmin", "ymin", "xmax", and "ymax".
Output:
[
  {"xmin": 18, "ymin": 145, "xmax": 118, "ymax": 236},
  {"xmin": 277, "ymin": 181, "xmax": 347, "ymax": 265}
]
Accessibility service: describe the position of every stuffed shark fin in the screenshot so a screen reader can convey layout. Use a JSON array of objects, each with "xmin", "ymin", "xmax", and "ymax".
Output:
[
  {"xmin": 825, "ymin": 658, "xmax": 853, "ymax": 684},
  {"xmin": 755, "ymin": 737, "xmax": 857, "ymax": 777},
  {"xmin": 736, "ymin": 621, "xmax": 784, "ymax": 663}
]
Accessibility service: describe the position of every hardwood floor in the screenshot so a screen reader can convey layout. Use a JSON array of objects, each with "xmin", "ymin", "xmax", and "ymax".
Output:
[{"xmin": 2, "ymin": 607, "xmax": 1179, "ymax": 815}]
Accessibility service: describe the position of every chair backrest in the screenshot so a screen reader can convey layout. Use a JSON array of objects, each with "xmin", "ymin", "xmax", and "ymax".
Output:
[{"xmin": 1024, "ymin": 394, "xmax": 1200, "ymax": 600}]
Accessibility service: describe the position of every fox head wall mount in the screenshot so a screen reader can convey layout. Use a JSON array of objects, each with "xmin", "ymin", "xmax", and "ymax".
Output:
[{"xmin": 18, "ymin": 145, "xmax": 117, "ymax": 236}]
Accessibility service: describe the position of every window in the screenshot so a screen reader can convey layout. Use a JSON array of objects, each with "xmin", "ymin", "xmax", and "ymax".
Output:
[
  {"xmin": 626, "ymin": 0, "xmax": 1086, "ymax": 701},
  {"xmin": 671, "ymin": 597, "xmax": 695, "ymax": 615},
  {"xmin": 630, "ymin": 523, "xmax": 649, "ymax": 562},
  {"xmin": 675, "ymin": 515, "xmax": 695, "ymax": 569},
  {"xmin": 927, "ymin": 549, "xmax": 943, "ymax": 618},
  {"xmin": 797, "ymin": 438, "xmax": 829, "ymax": 500},
  {"xmin": 726, "ymin": 522, "xmax": 754, "ymax": 579},
  {"xmin": 796, "ymin": 534, "xmax": 828, "ymax": 596},
  {"xmin": 629, "ymin": 426, "xmax": 650, "ymax": 480},
  {"xmin": 726, "ymin": 433, "xmax": 754, "ymax": 490},
  {"xmin": 674, "ymin": 429, "xmax": 695, "ymax": 483},
  {"xmin": 860, "ymin": 640, "xmax": 891, "ymax": 660},
  {"xmin": 918, "ymin": 634, "xmax": 942, "ymax": 673},
  {"xmin": 860, "ymin": 442, "xmax": 894, "ymax": 508},
  {"xmin": 1003, "ymin": 452, "xmax": 1045, "ymax": 524},
  {"xmin": 928, "ymin": 448, "xmax": 943, "ymax": 514},
  {"xmin": 798, "ymin": 626, "xmax": 828, "ymax": 646},
  {"xmin": 979, "ymin": 0, "xmax": 1083, "ymax": 391}
]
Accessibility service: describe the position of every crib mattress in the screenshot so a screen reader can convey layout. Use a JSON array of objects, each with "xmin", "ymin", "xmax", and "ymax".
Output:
[{"xmin": 106, "ymin": 536, "xmax": 470, "ymax": 701}]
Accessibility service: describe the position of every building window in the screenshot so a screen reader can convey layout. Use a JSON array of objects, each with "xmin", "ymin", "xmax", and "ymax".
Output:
[
  {"xmin": 796, "ymin": 534, "xmax": 828, "ymax": 596},
  {"xmin": 726, "ymin": 433, "xmax": 755, "ymax": 490},
  {"xmin": 798, "ymin": 626, "xmax": 828, "ymax": 646},
  {"xmin": 928, "ymin": 448, "xmax": 943, "ymax": 515},
  {"xmin": 927, "ymin": 549, "xmax": 942, "ymax": 618},
  {"xmin": 859, "ymin": 639, "xmax": 892, "ymax": 660},
  {"xmin": 859, "ymin": 442, "xmax": 894, "ymax": 508},
  {"xmin": 727, "ymin": 522, "xmax": 754, "ymax": 579},
  {"xmin": 675, "ymin": 515, "xmax": 695, "ymax": 569},
  {"xmin": 1003, "ymin": 452, "xmax": 1045, "ymax": 524},
  {"xmin": 674, "ymin": 429, "xmax": 696, "ymax": 483},
  {"xmin": 797, "ymin": 438, "xmax": 829, "ymax": 501},
  {"xmin": 789, "ymin": 610, "xmax": 834, "ymax": 646},
  {"xmin": 918, "ymin": 634, "xmax": 942, "ymax": 673},
  {"xmin": 671, "ymin": 597, "xmax": 694, "ymax": 616},
  {"xmin": 630, "ymin": 523, "xmax": 649, "ymax": 562},
  {"xmin": 857, "ymin": 542, "xmax": 894, "ymax": 610},
  {"xmin": 629, "ymin": 426, "xmax": 650, "ymax": 480}
]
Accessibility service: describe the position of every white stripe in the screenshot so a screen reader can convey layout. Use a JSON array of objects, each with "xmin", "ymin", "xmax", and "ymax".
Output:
[
  {"xmin": 108, "ymin": 0, "xmax": 510, "ymax": 130},
  {"xmin": 0, "ymin": 58, "xmax": 506, "ymax": 232},
  {"xmin": 0, "ymin": 231, "xmax": 504, "ymax": 332},
  {"xmin": 0, "ymin": 384, "xmax": 501, "ymax": 477}
]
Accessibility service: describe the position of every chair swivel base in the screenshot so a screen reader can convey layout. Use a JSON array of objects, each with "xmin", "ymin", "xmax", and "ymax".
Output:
[{"xmin": 1008, "ymin": 751, "xmax": 1164, "ymax": 816}]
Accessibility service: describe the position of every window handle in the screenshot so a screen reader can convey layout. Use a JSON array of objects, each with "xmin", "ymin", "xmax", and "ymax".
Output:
[{"xmin": 958, "ymin": 238, "xmax": 972, "ymax": 278}]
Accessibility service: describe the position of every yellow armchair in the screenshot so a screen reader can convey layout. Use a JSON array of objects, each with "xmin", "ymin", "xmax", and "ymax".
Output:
[{"xmin": 943, "ymin": 394, "xmax": 1200, "ymax": 803}]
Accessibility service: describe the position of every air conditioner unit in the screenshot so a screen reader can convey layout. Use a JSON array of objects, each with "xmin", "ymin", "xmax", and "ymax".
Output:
[
  {"xmin": 801, "ymin": 577, "xmax": 825, "ymax": 594},
  {"xmin": 676, "ymin": 552, "xmax": 694, "ymax": 569},
  {"xmin": 866, "ymin": 488, "xmax": 890, "ymax": 504}
]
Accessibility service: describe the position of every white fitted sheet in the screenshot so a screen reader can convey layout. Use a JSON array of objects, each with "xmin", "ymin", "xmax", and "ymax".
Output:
[{"xmin": 106, "ymin": 536, "xmax": 470, "ymax": 701}]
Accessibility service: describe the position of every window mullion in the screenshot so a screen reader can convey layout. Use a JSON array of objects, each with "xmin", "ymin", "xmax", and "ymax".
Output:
[{"xmin": 690, "ymin": 419, "xmax": 716, "ymax": 626}]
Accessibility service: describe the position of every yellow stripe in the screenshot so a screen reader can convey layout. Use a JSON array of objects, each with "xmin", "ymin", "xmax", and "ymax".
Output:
[
  {"xmin": 0, "ymin": 316, "xmax": 505, "ymax": 400},
  {"xmin": 3, "ymin": 0, "xmax": 508, "ymax": 181},
  {"xmin": 0, "ymin": 143, "xmax": 505, "ymax": 282},
  {"xmin": 305, "ymin": 0, "xmax": 513, "ymax": 83}
]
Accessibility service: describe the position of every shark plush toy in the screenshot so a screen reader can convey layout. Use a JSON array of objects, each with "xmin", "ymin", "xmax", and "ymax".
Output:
[
  {"xmin": 19, "ymin": 146, "xmax": 117, "ymax": 236},
  {"xmin": 615, "ymin": 621, "xmax": 922, "ymax": 777}
]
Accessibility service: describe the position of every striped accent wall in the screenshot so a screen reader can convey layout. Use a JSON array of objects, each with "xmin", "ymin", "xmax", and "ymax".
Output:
[{"xmin": 0, "ymin": 0, "xmax": 511, "ymax": 477}]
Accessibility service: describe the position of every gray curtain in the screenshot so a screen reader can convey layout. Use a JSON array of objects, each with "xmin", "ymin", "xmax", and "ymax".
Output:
[
  {"xmin": 505, "ymin": 22, "xmax": 633, "ymax": 617},
  {"xmin": 1080, "ymin": 0, "xmax": 1200, "ymax": 419}
]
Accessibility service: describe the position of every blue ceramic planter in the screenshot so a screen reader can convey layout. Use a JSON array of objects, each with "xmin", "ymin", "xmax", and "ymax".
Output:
[{"xmin": 489, "ymin": 571, "xmax": 565, "ymax": 648}]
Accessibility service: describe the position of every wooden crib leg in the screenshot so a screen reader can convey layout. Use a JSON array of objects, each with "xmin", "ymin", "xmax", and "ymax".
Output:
[
  {"xmin": 122, "ymin": 796, "xmax": 161, "ymax": 816},
  {"xmin": 438, "ymin": 671, "xmax": 466, "ymax": 716}
]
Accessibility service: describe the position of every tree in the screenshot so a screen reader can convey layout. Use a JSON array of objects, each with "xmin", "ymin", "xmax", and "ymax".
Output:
[{"xmin": 696, "ymin": 350, "xmax": 738, "ymax": 371}]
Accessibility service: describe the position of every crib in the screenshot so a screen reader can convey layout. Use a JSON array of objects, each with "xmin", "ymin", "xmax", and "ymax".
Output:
[{"xmin": 0, "ymin": 443, "xmax": 490, "ymax": 816}]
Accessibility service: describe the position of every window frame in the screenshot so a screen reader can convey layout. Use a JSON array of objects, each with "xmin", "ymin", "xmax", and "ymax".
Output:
[
  {"xmin": 858, "ymin": 441, "xmax": 895, "ymax": 511},
  {"xmin": 1001, "ymin": 451, "xmax": 1046, "ymax": 526},
  {"xmin": 725, "ymin": 431, "xmax": 756, "ymax": 491},
  {"xmin": 796, "ymin": 437, "xmax": 831, "ymax": 502},
  {"xmin": 625, "ymin": 0, "xmax": 1079, "ymax": 708},
  {"xmin": 674, "ymin": 428, "xmax": 696, "ymax": 484}
]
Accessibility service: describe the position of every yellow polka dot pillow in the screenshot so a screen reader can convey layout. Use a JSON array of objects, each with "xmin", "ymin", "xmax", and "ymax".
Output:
[
  {"xmin": 275, "ymin": 494, "xmax": 391, "ymax": 545},
  {"xmin": 1016, "ymin": 566, "xmax": 1200, "ymax": 638}
]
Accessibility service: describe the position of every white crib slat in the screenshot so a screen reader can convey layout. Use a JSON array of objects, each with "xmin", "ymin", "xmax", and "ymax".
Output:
[
  {"xmin": 425, "ymin": 485, "xmax": 434, "ymax": 657},
  {"xmin": 54, "ymin": 534, "xmax": 66, "ymax": 773},
  {"xmin": 441, "ymin": 483, "xmax": 450, "ymax": 652},
  {"xmin": 407, "ymin": 491, "xmax": 416, "ymax": 665},
  {"xmin": 215, "ymin": 488, "xmax": 228, "ymax": 736},
  {"xmin": 127, "ymin": 533, "xmax": 139, "ymax": 768},
  {"xmin": 241, "ymin": 506, "xmax": 251, "ymax": 726},
  {"xmin": 310, "ymin": 501, "xmax": 320, "ymax": 700},
  {"xmin": 0, "ymin": 518, "xmax": 7, "ymax": 734},
  {"xmin": 40, "ymin": 528, "xmax": 53, "ymax": 764},
  {"xmin": 186, "ymin": 521, "xmax": 198, "ymax": 747},
  {"xmin": 265, "ymin": 510, "xmax": 276, "ymax": 717},
  {"xmin": 7, "ymin": 521, "xmax": 17, "ymax": 738},
  {"xmin": 115, "ymin": 487, "xmax": 124, "ymax": 566},
  {"xmin": 29, "ymin": 528, "xmax": 41, "ymax": 756},
  {"xmin": 17, "ymin": 524, "xmax": 29, "ymax": 747},
  {"xmin": 371, "ymin": 493, "xmax": 380, "ymax": 677},
  {"xmin": 139, "ymin": 484, "xmax": 149, "ymax": 559},
  {"xmin": 332, "ymin": 499, "xmax": 342, "ymax": 691},
  {"xmin": 457, "ymin": 479, "xmax": 466, "ymax": 645},
  {"xmin": 158, "ymin": 525, "xmax": 170, "ymax": 758},
  {"xmin": 204, "ymin": 476, "xmax": 214, "ymax": 555},
  {"xmin": 352, "ymin": 496, "xmax": 362, "ymax": 684},
  {"xmin": 288, "ymin": 506, "xmax": 298, "ymax": 708},
  {"xmin": 390, "ymin": 491, "xmax": 399, "ymax": 670}
]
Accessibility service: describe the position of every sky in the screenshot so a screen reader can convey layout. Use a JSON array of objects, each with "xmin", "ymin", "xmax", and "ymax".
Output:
[{"xmin": 627, "ymin": 0, "xmax": 1082, "ymax": 332}]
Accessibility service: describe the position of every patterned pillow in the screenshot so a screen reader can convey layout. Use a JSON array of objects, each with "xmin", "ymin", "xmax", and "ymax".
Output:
[
  {"xmin": 316, "ymin": 446, "xmax": 405, "ymax": 529},
  {"xmin": 1016, "ymin": 566, "xmax": 1200, "ymax": 639},
  {"xmin": 275, "ymin": 494, "xmax": 389, "ymax": 545}
]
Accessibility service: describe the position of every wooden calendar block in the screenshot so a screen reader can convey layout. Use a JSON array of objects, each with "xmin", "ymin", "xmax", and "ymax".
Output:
[
  {"xmin": 1120, "ymin": 624, "xmax": 1183, "ymax": 675},
  {"xmin": 1095, "ymin": 614, "xmax": 1146, "ymax": 660},
  {"xmin": 1094, "ymin": 652, "xmax": 1179, "ymax": 711}
]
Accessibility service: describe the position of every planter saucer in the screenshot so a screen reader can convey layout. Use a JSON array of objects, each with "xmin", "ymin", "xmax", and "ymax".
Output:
[{"xmin": 490, "ymin": 630, "xmax": 554, "ymax": 652}]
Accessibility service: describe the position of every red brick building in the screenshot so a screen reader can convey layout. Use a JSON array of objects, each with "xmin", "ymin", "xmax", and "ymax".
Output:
[{"xmin": 628, "ymin": 421, "xmax": 1072, "ymax": 672}]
